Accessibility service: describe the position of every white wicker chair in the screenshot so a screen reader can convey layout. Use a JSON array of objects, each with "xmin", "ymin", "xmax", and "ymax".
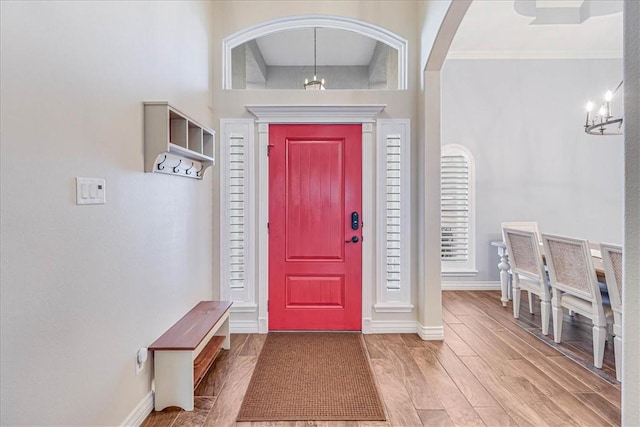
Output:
[
  {"xmin": 501, "ymin": 221, "xmax": 542, "ymax": 311},
  {"xmin": 503, "ymin": 228, "xmax": 550, "ymax": 335},
  {"xmin": 542, "ymin": 233, "xmax": 612, "ymax": 369},
  {"xmin": 600, "ymin": 243, "xmax": 623, "ymax": 381},
  {"xmin": 501, "ymin": 221, "xmax": 541, "ymax": 244}
]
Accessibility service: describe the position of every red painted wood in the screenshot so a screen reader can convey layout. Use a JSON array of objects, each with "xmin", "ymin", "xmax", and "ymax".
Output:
[{"xmin": 269, "ymin": 124, "xmax": 362, "ymax": 330}]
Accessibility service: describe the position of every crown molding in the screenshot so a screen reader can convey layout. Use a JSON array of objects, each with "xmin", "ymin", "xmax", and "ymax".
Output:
[{"xmin": 446, "ymin": 50, "xmax": 623, "ymax": 60}]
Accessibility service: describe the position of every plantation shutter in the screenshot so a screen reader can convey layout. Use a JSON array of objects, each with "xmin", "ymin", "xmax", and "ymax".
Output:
[
  {"xmin": 229, "ymin": 136, "xmax": 245, "ymax": 290},
  {"xmin": 386, "ymin": 136, "xmax": 401, "ymax": 290},
  {"xmin": 441, "ymin": 153, "xmax": 469, "ymax": 262},
  {"xmin": 221, "ymin": 119, "xmax": 256, "ymax": 309},
  {"xmin": 375, "ymin": 119, "xmax": 412, "ymax": 311}
]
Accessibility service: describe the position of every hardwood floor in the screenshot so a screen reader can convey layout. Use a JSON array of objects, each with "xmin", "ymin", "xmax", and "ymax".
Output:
[{"xmin": 141, "ymin": 291, "xmax": 620, "ymax": 427}]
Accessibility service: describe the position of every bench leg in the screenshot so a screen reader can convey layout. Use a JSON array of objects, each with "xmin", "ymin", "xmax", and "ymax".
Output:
[
  {"xmin": 154, "ymin": 350, "xmax": 194, "ymax": 411},
  {"xmin": 215, "ymin": 314, "xmax": 231, "ymax": 350}
]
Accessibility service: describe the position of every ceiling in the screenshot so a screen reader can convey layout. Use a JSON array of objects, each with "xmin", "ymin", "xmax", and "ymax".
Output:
[
  {"xmin": 255, "ymin": 28, "xmax": 378, "ymax": 67},
  {"xmin": 246, "ymin": 0, "xmax": 623, "ymax": 67},
  {"xmin": 447, "ymin": 0, "xmax": 623, "ymax": 59}
]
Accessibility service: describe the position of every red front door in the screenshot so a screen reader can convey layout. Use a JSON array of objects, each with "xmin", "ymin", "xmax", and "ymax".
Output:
[{"xmin": 268, "ymin": 124, "xmax": 362, "ymax": 330}]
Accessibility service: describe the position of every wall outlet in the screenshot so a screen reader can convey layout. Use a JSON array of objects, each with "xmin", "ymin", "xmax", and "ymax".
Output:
[{"xmin": 135, "ymin": 348, "xmax": 148, "ymax": 376}]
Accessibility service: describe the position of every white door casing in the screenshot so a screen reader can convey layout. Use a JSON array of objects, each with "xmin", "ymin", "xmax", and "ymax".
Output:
[
  {"xmin": 246, "ymin": 105, "xmax": 384, "ymax": 333},
  {"xmin": 220, "ymin": 107, "xmax": 427, "ymax": 334}
]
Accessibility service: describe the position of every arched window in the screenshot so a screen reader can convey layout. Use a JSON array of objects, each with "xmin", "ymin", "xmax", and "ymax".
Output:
[
  {"xmin": 441, "ymin": 144, "xmax": 476, "ymax": 276},
  {"xmin": 222, "ymin": 15, "xmax": 408, "ymax": 90}
]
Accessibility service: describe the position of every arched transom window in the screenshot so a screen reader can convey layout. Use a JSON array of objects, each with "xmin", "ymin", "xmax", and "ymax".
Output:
[{"xmin": 222, "ymin": 15, "xmax": 408, "ymax": 90}]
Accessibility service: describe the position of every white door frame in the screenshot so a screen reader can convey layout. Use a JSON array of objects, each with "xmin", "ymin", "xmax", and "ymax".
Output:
[{"xmin": 246, "ymin": 104, "xmax": 386, "ymax": 333}]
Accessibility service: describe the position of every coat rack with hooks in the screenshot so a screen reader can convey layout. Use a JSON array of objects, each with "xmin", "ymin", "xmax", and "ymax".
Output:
[{"xmin": 144, "ymin": 102, "xmax": 215, "ymax": 180}]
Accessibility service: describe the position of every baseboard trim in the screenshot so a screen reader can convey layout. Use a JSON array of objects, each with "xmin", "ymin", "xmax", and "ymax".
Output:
[
  {"xmin": 369, "ymin": 320, "xmax": 418, "ymax": 334},
  {"xmin": 362, "ymin": 318, "xmax": 373, "ymax": 334},
  {"xmin": 121, "ymin": 390, "xmax": 153, "ymax": 427},
  {"xmin": 442, "ymin": 281, "xmax": 500, "ymax": 291},
  {"xmin": 417, "ymin": 324, "xmax": 445, "ymax": 340},
  {"xmin": 230, "ymin": 319, "xmax": 259, "ymax": 333}
]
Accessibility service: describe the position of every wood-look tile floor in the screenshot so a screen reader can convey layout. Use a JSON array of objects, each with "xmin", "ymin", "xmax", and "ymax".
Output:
[{"xmin": 142, "ymin": 291, "xmax": 620, "ymax": 427}]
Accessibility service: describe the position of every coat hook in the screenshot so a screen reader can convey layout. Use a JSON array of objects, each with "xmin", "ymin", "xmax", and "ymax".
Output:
[
  {"xmin": 185, "ymin": 162, "xmax": 195, "ymax": 175},
  {"xmin": 157, "ymin": 155, "xmax": 167, "ymax": 170},
  {"xmin": 196, "ymin": 164, "xmax": 205, "ymax": 177},
  {"xmin": 172, "ymin": 159, "xmax": 182, "ymax": 173}
]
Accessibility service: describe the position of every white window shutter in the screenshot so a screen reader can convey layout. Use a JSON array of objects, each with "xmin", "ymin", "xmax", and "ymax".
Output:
[
  {"xmin": 229, "ymin": 136, "xmax": 245, "ymax": 290},
  {"xmin": 375, "ymin": 119, "xmax": 413, "ymax": 312},
  {"xmin": 441, "ymin": 145, "xmax": 476, "ymax": 275},
  {"xmin": 220, "ymin": 119, "xmax": 256, "ymax": 310}
]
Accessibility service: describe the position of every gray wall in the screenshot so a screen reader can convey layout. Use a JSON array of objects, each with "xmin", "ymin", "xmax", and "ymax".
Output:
[
  {"xmin": 622, "ymin": 0, "xmax": 640, "ymax": 423},
  {"xmin": 266, "ymin": 65, "xmax": 370, "ymax": 89},
  {"xmin": 442, "ymin": 58, "xmax": 624, "ymax": 282}
]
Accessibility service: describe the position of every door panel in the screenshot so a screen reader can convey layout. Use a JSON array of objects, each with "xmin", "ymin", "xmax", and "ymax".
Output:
[
  {"xmin": 269, "ymin": 124, "xmax": 362, "ymax": 330},
  {"xmin": 285, "ymin": 139, "xmax": 344, "ymax": 261}
]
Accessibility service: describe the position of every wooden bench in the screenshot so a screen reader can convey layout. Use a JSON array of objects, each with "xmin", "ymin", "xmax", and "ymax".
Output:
[{"xmin": 148, "ymin": 300, "xmax": 232, "ymax": 411}]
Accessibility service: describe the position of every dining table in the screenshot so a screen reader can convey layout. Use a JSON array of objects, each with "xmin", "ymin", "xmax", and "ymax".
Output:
[{"xmin": 490, "ymin": 240, "xmax": 606, "ymax": 307}]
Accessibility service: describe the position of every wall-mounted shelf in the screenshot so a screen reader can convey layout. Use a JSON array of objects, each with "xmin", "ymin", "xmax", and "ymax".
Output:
[{"xmin": 144, "ymin": 102, "xmax": 215, "ymax": 179}]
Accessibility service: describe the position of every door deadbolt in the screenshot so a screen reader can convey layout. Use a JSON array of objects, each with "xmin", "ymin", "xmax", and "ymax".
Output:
[{"xmin": 351, "ymin": 212, "xmax": 360, "ymax": 230}]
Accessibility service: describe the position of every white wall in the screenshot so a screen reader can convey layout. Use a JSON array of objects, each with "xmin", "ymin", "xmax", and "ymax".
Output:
[
  {"xmin": 442, "ymin": 58, "xmax": 624, "ymax": 282},
  {"xmin": 210, "ymin": 1, "xmax": 422, "ymax": 330},
  {"xmin": 417, "ymin": 0, "xmax": 467, "ymax": 335},
  {"xmin": 0, "ymin": 2, "xmax": 215, "ymax": 425}
]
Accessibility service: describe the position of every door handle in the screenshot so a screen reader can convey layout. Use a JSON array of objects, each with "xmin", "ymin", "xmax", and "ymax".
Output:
[{"xmin": 345, "ymin": 236, "xmax": 359, "ymax": 243}]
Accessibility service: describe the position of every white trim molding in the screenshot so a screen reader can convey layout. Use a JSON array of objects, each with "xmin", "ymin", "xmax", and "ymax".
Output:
[
  {"xmin": 446, "ymin": 50, "xmax": 623, "ymax": 60},
  {"xmin": 247, "ymin": 105, "xmax": 385, "ymax": 333},
  {"xmin": 223, "ymin": 15, "xmax": 408, "ymax": 90},
  {"xmin": 441, "ymin": 281, "xmax": 500, "ymax": 291},
  {"xmin": 256, "ymin": 123, "xmax": 270, "ymax": 334},
  {"xmin": 121, "ymin": 391, "xmax": 153, "ymax": 427},
  {"xmin": 369, "ymin": 320, "xmax": 419, "ymax": 334},
  {"xmin": 367, "ymin": 321, "xmax": 444, "ymax": 338},
  {"xmin": 373, "ymin": 303, "xmax": 415, "ymax": 313},
  {"xmin": 220, "ymin": 119, "xmax": 256, "ymax": 309},
  {"xmin": 442, "ymin": 269, "xmax": 479, "ymax": 278},
  {"xmin": 230, "ymin": 319, "xmax": 260, "ymax": 334},
  {"xmin": 417, "ymin": 324, "xmax": 445, "ymax": 341},
  {"xmin": 245, "ymin": 105, "xmax": 386, "ymax": 124},
  {"xmin": 376, "ymin": 119, "xmax": 412, "ymax": 311},
  {"xmin": 230, "ymin": 303, "xmax": 258, "ymax": 313}
]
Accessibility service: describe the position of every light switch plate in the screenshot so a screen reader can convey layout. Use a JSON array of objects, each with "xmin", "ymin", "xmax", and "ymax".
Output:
[{"xmin": 76, "ymin": 177, "xmax": 106, "ymax": 205}]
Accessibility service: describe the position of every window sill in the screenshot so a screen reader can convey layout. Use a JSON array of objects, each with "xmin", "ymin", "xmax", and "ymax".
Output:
[
  {"xmin": 230, "ymin": 302, "xmax": 257, "ymax": 313},
  {"xmin": 374, "ymin": 303, "xmax": 415, "ymax": 313},
  {"xmin": 441, "ymin": 269, "xmax": 478, "ymax": 278}
]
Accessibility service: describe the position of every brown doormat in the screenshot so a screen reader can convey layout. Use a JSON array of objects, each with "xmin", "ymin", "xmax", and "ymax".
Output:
[{"xmin": 236, "ymin": 332, "xmax": 386, "ymax": 422}]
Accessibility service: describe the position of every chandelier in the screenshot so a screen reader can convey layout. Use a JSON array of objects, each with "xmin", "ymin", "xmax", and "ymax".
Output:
[
  {"xmin": 584, "ymin": 81, "xmax": 623, "ymax": 136},
  {"xmin": 304, "ymin": 28, "xmax": 325, "ymax": 90}
]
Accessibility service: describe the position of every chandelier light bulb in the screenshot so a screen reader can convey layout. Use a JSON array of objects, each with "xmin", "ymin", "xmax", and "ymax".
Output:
[
  {"xmin": 586, "ymin": 101, "xmax": 594, "ymax": 112},
  {"xmin": 598, "ymin": 105, "xmax": 607, "ymax": 117},
  {"xmin": 605, "ymin": 90, "xmax": 613, "ymax": 102}
]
